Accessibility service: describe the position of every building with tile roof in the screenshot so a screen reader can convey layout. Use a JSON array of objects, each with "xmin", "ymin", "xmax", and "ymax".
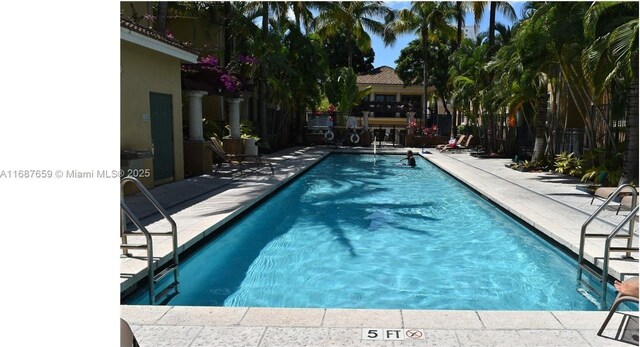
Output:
[
  {"xmin": 121, "ymin": 16, "xmax": 198, "ymax": 191},
  {"xmin": 353, "ymin": 66, "xmax": 453, "ymax": 141}
]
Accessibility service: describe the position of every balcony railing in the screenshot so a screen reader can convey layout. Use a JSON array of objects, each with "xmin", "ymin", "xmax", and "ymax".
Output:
[{"xmin": 353, "ymin": 100, "xmax": 422, "ymax": 114}]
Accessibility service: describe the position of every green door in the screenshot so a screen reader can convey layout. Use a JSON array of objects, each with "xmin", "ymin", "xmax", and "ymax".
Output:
[{"xmin": 149, "ymin": 92, "xmax": 174, "ymax": 183}]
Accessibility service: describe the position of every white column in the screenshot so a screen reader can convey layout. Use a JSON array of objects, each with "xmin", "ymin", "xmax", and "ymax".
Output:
[
  {"xmin": 226, "ymin": 97, "xmax": 243, "ymax": 138},
  {"xmin": 186, "ymin": 90, "xmax": 208, "ymax": 141},
  {"xmin": 395, "ymin": 92, "xmax": 401, "ymax": 117},
  {"xmin": 369, "ymin": 93, "xmax": 375, "ymax": 118},
  {"xmin": 361, "ymin": 110, "xmax": 369, "ymax": 128}
]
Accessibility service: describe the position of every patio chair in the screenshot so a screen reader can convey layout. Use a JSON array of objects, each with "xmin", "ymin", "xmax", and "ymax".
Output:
[{"xmin": 208, "ymin": 137, "xmax": 274, "ymax": 175}]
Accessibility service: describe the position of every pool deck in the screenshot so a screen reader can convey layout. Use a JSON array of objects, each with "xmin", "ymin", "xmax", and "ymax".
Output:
[{"xmin": 121, "ymin": 145, "xmax": 638, "ymax": 347}]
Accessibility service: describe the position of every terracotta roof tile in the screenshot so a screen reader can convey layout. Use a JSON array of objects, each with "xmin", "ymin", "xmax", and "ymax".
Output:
[
  {"xmin": 357, "ymin": 66, "xmax": 407, "ymax": 85},
  {"xmin": 120, "ymin": 16, "xmax": 196, "ymax": 54}
]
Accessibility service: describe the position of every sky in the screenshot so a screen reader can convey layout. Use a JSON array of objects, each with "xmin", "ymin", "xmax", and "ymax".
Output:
[{"xmin": 373, "ymin": 1, "xmax": 527, "ymax": 68}]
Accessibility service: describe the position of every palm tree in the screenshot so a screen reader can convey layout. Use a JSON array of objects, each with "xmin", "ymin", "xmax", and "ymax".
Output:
[
  {"xmin": 583, "ymin": 1, "xmax": 639, "ymax": 184},
  {"xmin": 259, "ymin": 2, "xmax": 270, "ymax": 148},
  {"xmin": 472, "ymin": 1, "xmax": 516, "ymax": 152},
  {"xmin": 450, "ymin": 39, "xmax": 486, "ymax": 122},
  {"xmin": 386, "ymin": 1, "xmax": 457, "ymax": 122},
  {"xmin": 530, "ymin": 2, "xmax": 611, "ymax": 152},
  {"xmin": 472, "ymin": 1, "xmax": 516, "ymax": 55},
  {"xmin": 315, "ymin": 1, "xmax": 392, "ymax": 69},
  {"xmin": 288, "ymin": 1, "xmax": 330, "ymax": 34},
  {"xmin": 488, "ymin": 17, "xmax": 555, "ymax": 161}
]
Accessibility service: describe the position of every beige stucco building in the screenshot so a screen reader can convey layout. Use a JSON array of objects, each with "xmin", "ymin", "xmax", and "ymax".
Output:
[{"xmin": 120, "ymin": 17, "xmax": 198, "ymax": 189}]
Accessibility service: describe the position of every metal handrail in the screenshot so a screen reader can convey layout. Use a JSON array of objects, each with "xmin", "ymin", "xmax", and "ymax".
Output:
[
  {"xmin": 577, "ymin": 184, "xmax": 637, "ymax": 304},
  {"xmin": 120, "ymin": 176, "xmax": 179, "ymax": 305},
  {"xmin": 120, "ymin": 201, "xmax": 155, "ymax": 304},
  {"xmin": 602, "ymin": 205, "xmax": 639, "ymax": 306}
]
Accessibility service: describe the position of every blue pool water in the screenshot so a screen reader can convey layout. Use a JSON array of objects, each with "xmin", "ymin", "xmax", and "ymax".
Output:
[{"xmin": 125, "ymin": 154, "xmax": 623, "ymax": 310}]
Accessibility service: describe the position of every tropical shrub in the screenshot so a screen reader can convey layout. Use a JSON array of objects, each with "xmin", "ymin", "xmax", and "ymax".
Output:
[{"xmin": 554, "ymin": 152, "xmax": 583, "ymax": 176}]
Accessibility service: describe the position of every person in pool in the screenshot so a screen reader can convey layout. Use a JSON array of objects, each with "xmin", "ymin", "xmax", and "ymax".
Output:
[{"xmin": 400, "ymin": 150, "xmax": 416, "ymax": 167}]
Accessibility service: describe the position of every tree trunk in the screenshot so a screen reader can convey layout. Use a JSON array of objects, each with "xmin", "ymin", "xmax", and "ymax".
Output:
[
  {"xmin": 155, "ymin": 2, "xmax": 168, "ymax": 34},
  {"xmin": 347, "ymin": 31, "xmax": 353, "ymax": 68},
  {"xmin": 453, "ymin": 1, "xmax": 462, "ymax": 137},
  {"xmin": 295, "ymin": 102, "xmax": 304, "ymax": 144},
  {"xmin": 422, "ymin": 28, "xmax": 429, "ymax": 123},
  {"xmin": 547, "ymin": 81, "xmax": 557, "ymax": 156},
  {"xmin": 532, "ymin": 94, "xmax": 548, "ymax": 162},
  {"xmin": 441, "ymin": 95, "xmax": 454, "ymax": 136},
  {"xmin": 620, "ymin": 59, "xmax": 639, "ymax": 184},
  {"xmin": 259, "ymin": 2, "xmax": 270, "ymax": 148},
  {"xmin": 224, "ymin": 2, "xmax": 232, "ymax": 65},
  {"xmin": 485, "ymin": 2, "xmax": 497, "ymax": 153},
  {"xmin": 455, "ymin": 2, "xmax": 463, "ymax": 50},
  {"xmin": 489, "ymin": 3, "xmax": 496, "ymax": 44}
]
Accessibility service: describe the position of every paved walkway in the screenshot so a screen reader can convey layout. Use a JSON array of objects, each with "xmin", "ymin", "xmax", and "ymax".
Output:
[{"xmin": 121, "ymin": 145, "xmax": 638, "ymax": 347}]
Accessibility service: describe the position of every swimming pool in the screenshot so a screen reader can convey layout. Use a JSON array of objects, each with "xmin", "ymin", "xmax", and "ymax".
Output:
[{"xmin": 125, "ymin": 153, "xmax": 622, "ymax": 310}]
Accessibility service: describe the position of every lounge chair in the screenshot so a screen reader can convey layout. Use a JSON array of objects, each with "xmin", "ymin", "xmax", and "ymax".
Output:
[
  {"xmin": 597, "ymin": 283, "xmax": 639, "ymax": 338},
  {"xmin": 591, "ymin": 186, "xmax": 637, "ymax": 205},
  {"xmin": 441, "ymin": 135, "xmax": 473, "ymax": 153},
  {"xmin": 616, "ymin": 195, "xmax": 638, "ymax": 215},
  {"xmin": 437, "ymin": 134, "xmax": 465, "ymax": 150},
  {"xmin": 207, "ymin": 137, "xmax": 274, "ymax": 175},
  {"xmin": 456, "ymin": 135, "xmax": 474, "ymax": 149}
]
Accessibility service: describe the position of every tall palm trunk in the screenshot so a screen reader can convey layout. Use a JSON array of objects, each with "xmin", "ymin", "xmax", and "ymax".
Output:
[
  {"xmin": 620, "ymin": 58, "xmax": 639, "ymax": 184},
  {"xmin": 532, "ymin": 94, "xmax": 548, "ymax": 162},
  {"xmin": 155, "ymin": 2, "xmax": 168, "ymax": 34},
  {"xmin": 422, "ymin": 27, "xmax": 429, "ymax": 123},
  {"xmin": 455, "ymin": 2, "xmax": 463, "ymax": 49},
  {"xmin": 259, "ymin": 2, "xmax": 270, "ymax": 148},
  {"xmin": 452, "ymin": 2, "xmax": 463, "ymax": 136},
  {"xmin": 485, "ymin": 2, "xmax": 498, "ymax": 153},
  {"xmin": 346, "ymin": 29, "xmax": 353, "ymax": 68},
  {"xmin": 223, "ymin": 2, "xmax": 232, "ymax": 65}
]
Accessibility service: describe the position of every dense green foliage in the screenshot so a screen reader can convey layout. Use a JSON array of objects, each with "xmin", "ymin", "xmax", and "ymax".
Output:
[{"xmin": 137, "ymin": 1, "xmax": 637, "ymax": 183}]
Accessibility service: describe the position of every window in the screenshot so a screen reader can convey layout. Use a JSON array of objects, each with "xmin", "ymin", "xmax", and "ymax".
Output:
[{"xmin": 374, "ymin": 94, "xmax": 396, "ymax": 103}]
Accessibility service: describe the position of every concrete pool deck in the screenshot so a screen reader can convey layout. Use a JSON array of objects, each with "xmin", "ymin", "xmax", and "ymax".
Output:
[{"xmin": 121, "ymin": 145, "xmax": 638, "ymax": 346}]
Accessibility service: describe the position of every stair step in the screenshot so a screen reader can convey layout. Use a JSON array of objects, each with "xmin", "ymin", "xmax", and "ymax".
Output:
[
  {"xmin": 608, "ymin": 247, "xmax": 639, "ymax": 253},
  {"xmin": 579, "ymin": 263, "xmax": 604, "ymax": 281},
  {"xmin": 154, "ymin": 282, "xmax": 179, "ymax": 303},
  {"xmin": 120, "ymin": 244, "xmax": 148, "ymax": 250},
  {"xmin": 154, "ymin": 265, "xmax": 177, "ymax": 283},
  {"xmin": 123, "ymin": 230, "xmax": 173, "ymax": 236},
  {"xmin": 578, "ymin": 278, "xmax": 599, "ymax": 297},
  {"xmin": 585, "ymin": 233, "xmax": 632, "ymax": 239}
]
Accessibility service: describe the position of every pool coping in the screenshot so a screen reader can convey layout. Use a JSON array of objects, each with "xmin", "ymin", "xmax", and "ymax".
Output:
[
  {"xmin": 121, "ymin": 305, "xmax": 636, "ymax": 346},
  {"xmin": 121, "ymin": 146, "xmax": 638, "ymax": 347}
]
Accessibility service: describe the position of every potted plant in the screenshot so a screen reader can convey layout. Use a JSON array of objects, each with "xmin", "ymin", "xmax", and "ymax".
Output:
[{"xmin": 239, "ymin": 121, "xmax": 260, "ymax": 156}]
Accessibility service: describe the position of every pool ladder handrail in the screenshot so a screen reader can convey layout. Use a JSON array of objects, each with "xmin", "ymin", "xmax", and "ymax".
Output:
[
  {"xmin": 577, "ymin": 184, "xmax": 638, "ymax": 307},
  {"xmin": 120, "ymin": 176, "xmax": 179, "ymax": 305}
]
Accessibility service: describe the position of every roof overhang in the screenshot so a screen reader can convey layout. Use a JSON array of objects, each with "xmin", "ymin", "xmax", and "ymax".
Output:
[{"xmin": 121, "ymin": 27, "xmax": 198, "ymax": 63}]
